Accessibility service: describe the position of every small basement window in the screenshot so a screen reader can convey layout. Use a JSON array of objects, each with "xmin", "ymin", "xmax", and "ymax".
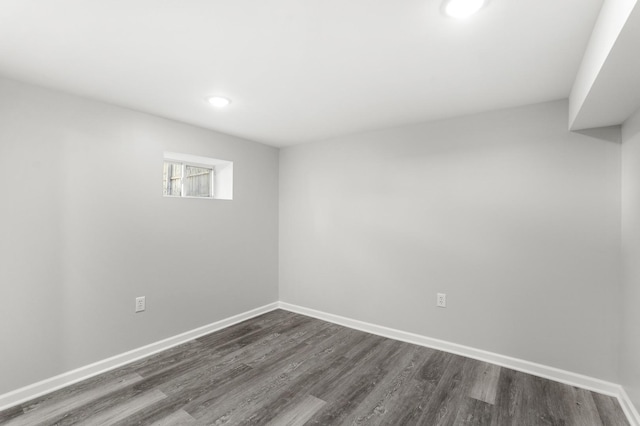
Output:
[{"xmin": 163, "ymin": 152, "xmax": 233, "ymax": 200}]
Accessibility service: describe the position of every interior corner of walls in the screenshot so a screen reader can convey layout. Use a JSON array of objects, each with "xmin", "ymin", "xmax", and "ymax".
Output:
[
  {"xmin": 568, "ymin": 89, "xmax": 585, "ymax": 131},
  {"xmin": 619, "ymin": 386, "xmax": 640, "ymax": 426}
]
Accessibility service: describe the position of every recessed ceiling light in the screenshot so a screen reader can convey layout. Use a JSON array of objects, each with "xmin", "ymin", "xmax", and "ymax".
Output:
[
  {"xmin": 207, "ymin": 96, "xmax": 231, "ymax": 108},
  {"xmin": 444, "ymin": 0, "xmax": 485, "ymax": 19}
]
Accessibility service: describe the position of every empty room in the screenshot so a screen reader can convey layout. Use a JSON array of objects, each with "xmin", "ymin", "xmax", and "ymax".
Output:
[{"xmin": 1, "ymin": 0, "xmax": 639, "ymax": 424}]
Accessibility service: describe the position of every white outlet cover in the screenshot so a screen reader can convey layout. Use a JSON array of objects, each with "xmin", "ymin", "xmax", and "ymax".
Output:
[
  {"xmin": 437, "ymin": 293, "xmax": 447, "ymax": 308},
  {"xmin": 135, "ymin": 296, "xmax": 146, "ymax": 313}
]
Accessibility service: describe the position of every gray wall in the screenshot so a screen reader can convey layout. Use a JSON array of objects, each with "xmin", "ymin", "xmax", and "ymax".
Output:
[
  {"xmin": 279, "ymin": 100, "xmax": 622, "ymax": 381},
  {"xmin": 0, "ymin": 77, "xmax": 279, "ymax": 394},
  {"xmin": 621, "ymin": 107, "xmax": 640, "ymax": 409}
]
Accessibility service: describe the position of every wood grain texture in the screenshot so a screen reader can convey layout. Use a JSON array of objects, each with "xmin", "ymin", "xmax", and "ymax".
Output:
[
  {"xmin": 0, "ymin": 310, "xmax": 630, "ymax": 425},
  {"xmin": 148, "ymin": 409, "xmax": 197, "ymax": 426},
  {"xmin": 468, "ymin": 361, "xmax": 500, "ymax": 405},
  {"xmin": 266, "ymin": 395, "xmax": 326, "ymax": 426}
]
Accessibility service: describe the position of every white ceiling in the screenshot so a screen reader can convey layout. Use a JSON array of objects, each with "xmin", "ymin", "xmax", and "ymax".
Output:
[{"xmin": 0, "ymin": 0, "xmax": 603, "ymax": 147}]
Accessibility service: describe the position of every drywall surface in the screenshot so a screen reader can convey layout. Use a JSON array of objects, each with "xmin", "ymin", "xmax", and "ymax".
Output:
[
  {"xmin": 621, "ymin": 107, "xmax": 640, "ymax": 410},
  {"xmin": 279, "ymin": 100, "xmax": 621, "ymax": 381},
  {"xmin": 569, "ymin": 0, "xmax": 637, "ymax": 129},
  {"xmin": 570, "ymin": 2, "xmax": 640, "ymax": 132},
  {"xmin": 0, "ymin": 77, "xmax": 279, "ymax": 394}
]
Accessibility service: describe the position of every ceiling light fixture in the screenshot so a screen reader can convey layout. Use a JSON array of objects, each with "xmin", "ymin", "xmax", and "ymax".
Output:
[
  {"xmin": 444, "ymin": 0, "xmax": 485, "ymax": 19},
  {"xmin": 207, "ymin": 96, "xmax": 231, "ymax": 108}
]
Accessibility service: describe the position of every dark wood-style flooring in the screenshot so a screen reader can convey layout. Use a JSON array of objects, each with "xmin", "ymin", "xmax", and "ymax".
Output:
[{"xmin": 0, "ymin": 309, "xmax": 630, "ymax": 425}]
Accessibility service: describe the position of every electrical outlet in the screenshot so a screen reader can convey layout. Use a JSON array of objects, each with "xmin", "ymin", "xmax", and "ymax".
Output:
[
  {"xmin": 437, "ymin": 293, "xmax": 446, "ymax": 308},
  {"xmin": 135, "ymin": 296, "xmax": 146, "ymax": 313}
]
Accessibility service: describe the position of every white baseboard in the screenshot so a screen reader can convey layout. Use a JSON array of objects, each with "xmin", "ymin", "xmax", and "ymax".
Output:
[
  {"xmin": 0, "ymin": 302, "xmax": 279, "ymax": 412},
  {"xmin": 278, "ymin": 301, "xmax": 639, "ymax": 426},
  {"xmin": 2, "ymin": 300, "xmax": 638, "ymax": 426}
]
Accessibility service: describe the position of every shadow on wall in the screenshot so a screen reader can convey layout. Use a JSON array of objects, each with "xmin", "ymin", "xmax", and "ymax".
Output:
[{"xmin": 573, "ymin": 126, "xmax": 622, "ymax": 143}]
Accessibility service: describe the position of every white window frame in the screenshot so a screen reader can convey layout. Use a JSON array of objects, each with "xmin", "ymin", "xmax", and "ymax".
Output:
[
  {"xmin": 163, "ymin": 152, "xmax": 233, "ymax": 200},
  {"xmin": 164, "ymin": 161, "xmax": 214, "ymax": 199}
]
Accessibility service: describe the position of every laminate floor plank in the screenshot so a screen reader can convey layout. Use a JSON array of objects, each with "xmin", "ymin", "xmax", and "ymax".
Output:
[
  {"xmin": 304, "ymin": 339, "xmax": 407, "ymax": 425},
  {"xmin": 120, "ymin": 311, "xmax": 319, "ymax": 412},
  {"xmin": 2, "ymin": 372, "xmax": 144, "ymax": 426},
  {"xmin": 264, "ymin": 395, "xmax": 326, "ymax": 426},
  {"xmin": 196, "ymin": 314, "xmax": 315, "ymax": 358},
  {"xmin": 188, "ymin": 328, "xmax": 378, "ymax": 423},
  {"xmin": 120, "ymin": 317, "xmax": 334, "ymax": 425},
  {"xmin": 307, "ymin": 334, "xmax": 394, "ymax": 402},
  {"xmin": 194, "ymin": 309, "xmax": 296, "ymax": 349},
  {"xmin": 299, "ymin": 322, "xmax": 343, "ymax": 347},
  {"xmin": 185, "ymin": 321, "xmax": 347, "ymax": 404},
  {"xmin": 130, "ymin": 311, "xmax": 297, "ymax": 384},
  {"xmin": 132, "ymin": 340, "xmax": 205, "ymax": 379},
  {"xmin": 56, "ymin": 389, "xmax": 166, "ymax": 426},
  {"xmin": 109, "ymin": 364, "xmax": 253, "ymax": 426},
  {"xmin": 340, "ymin": 344, "xmax": 435, "ymax": 425},
  {"xmin": 148, "ymin": 314, "xmax": 324, "ymax": 397},
  {"xmin": 491, "ymin": 367, "xmax": 523, "ymax": 426},
  {"xmin": 592, "ymin": 391, "xmax": 631, "ymax": 426},
  {"xmin": 415, "ymin": 355, "xmax": 476, "ymax": 425},
  {"xmin": 236, "ymin": 359, "xmax": 350, "ymax": 426},
  {"xmin": 232, "ymin": 330, "xmax": 376, "ymax": 425},
  {"xmin": 565, "ymin": 386, "xmax": 604, "ymax": 426},
  {"xmin": 0, "ymin": 310, "xmax": 631, "ymax": 426},
  {"xmin": 514, "ymin": 372, "xmax": 560, "ymax": 426},
  {"xmin": 221, "ymin": 315, "xmax": 335, "ymax": 371},
  {"xmin": 453, "ymin": 397, "xmax": 494, "ymax": 426},
  {"xmin": 0, "ymin": 406, "xmax": 23, "ymax": 424},
  {"xmin": 468, "ymin": 361, "xmax": 501, "ymax": 405},
  {"xmin": 148, "ymin": 409, "xmax": 197, "ymax": 426},
  {"xmin": 543, "ymin": 379, "xmax": 584, "ymax": 426},
  {"xmin": 38, "ymin": 379, "xmax": 167, "ymax": 426},
  {"xmin": 375, "ymin": 350, "xmax": 453, "ymax": 425}
]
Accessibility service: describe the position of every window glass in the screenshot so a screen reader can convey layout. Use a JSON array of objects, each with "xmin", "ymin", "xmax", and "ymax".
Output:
[
  {"xmin": 184, "ymin": 165, "xmax": 212, "ymax": 198},
  {"xmin": 162, "ymin": 152, "xmax": 233, "ymax": 200},
  {"xmin": 163, "ymin": 161, "xmax": 182, "ymax": 196}
]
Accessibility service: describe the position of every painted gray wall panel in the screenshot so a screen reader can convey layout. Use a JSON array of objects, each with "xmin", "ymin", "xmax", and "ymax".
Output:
[
  {"xmin": 621, "ymin": 107, "xmax": 640, "ymax": 411},
  {"xmin": 0, "ymin": 78, "xmax": 279, "ymax": 394},
  {"xmin": 279, "ymin": 100, "xmax": 621, "ymax": 381}
]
